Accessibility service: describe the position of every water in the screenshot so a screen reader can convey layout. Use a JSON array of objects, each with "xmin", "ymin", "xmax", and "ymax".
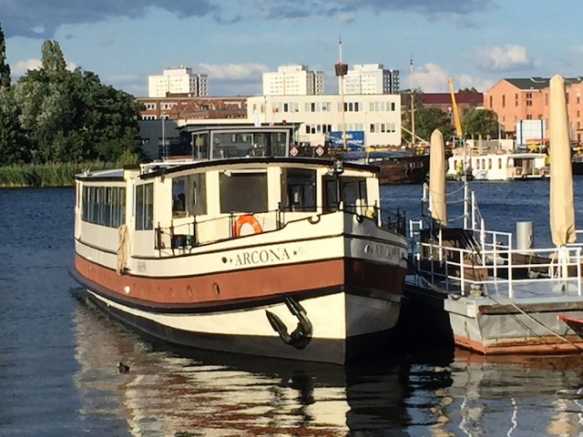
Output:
[{"xmin": 2, "ymin": 185, "xmax": 583, "ymax": 436}]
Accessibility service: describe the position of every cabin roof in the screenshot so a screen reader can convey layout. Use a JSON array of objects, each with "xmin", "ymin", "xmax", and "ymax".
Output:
[
  {"xmin": 139, "ymin": 157, "xmax": 379, "ymax": 180},
  {"xmin": 75, "ymin": 168, "xmax": 126, "ymax": 182}
]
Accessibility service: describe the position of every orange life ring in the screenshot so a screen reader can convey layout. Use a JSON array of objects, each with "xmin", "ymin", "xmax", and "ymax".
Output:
[{"xmin": 233, "ymin": 214, "xmax": 263, "ymax": 237}]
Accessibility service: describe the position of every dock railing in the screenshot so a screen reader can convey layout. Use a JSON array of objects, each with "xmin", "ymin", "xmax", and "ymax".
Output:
[{"xmin": 412, "ymin": 183, "xmax": 583, "ymax": 298}]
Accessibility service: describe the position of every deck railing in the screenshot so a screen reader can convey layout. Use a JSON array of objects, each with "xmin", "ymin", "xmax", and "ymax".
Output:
[{"xmin": 153, "ymin": 203, "xmax": 406, "ymax": 256}]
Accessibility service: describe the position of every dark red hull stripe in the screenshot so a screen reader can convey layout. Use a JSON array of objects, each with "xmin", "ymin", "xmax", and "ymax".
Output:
[{"xmin": 73, "ymin": 255, "xmax": 406, "ymax": 313}]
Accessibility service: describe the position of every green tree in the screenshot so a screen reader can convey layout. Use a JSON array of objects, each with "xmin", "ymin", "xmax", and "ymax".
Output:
[
  {"xmin": 0, "ymin": 23, "xmax": 10, "ymax": 89},
  {"xmin": 413, "ymin": 107, "xmax": 453, "ymax": 143},
  {"xmin": 463, "ymin": 108, "xmax": 499, "ymax": 139},
  {"xmin": 41, "ymin": 40, "xmax": 67, "ymax": 76},
  {"xmin": 0, "ymin": 88, "xmax": 29, "ymax": 164},
  {"xmin": 14, "ymin": 40, "xmax": 141, "ymax": 163}
]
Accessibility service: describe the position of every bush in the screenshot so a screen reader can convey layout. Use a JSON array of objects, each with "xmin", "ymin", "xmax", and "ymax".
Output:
[{"xmin": 0, "ymin": 162, "xmax": 120, "ymax": 187}]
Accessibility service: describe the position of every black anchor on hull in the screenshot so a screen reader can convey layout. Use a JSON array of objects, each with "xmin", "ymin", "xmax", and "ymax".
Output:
[{"xmin": 265, "ymin": 297, "xmax": 313, "ymax": 349}]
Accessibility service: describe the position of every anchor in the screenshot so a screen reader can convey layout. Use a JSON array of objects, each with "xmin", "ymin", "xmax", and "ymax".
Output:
[{"xmin": 265, "ymin": 297, "xmax": 313, "ymax": 349}]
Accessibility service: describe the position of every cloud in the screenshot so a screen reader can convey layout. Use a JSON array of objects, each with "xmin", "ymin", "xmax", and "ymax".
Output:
[
  {"xmin": 409, "ymin": 63, "xmax": 493, "ymax": 92},
  {"xmin": 1, "ymin": 0, "xmax": 492, "ymax": 38},
  {"xmin": 476, "ymin": 45, "xmax": 534, "ymax": 72},
  {"xmin": 103, "ymin": 74, "xmax": 146, "ymax": 96},
  {"xmin": 257, "ymin": 0, "xmax": 492, "ymax": 20},
  {"xmin": 194, "ymin": 63, "xmax": 269, "ymax": 80},
  {"xmin": 1, "ymin": 0, "xmax": 218, "ymax": 38},
  {"xmin": 11, "ymin": 57, "xmax": 78, "ymax": 78}
]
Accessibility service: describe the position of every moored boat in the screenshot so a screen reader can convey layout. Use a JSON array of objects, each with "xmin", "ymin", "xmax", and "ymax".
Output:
[{"xmin": 72, "ymin": 125, "xmax": 408, "ymax": 364}]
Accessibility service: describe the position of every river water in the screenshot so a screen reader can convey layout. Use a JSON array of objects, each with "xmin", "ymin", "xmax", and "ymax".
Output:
[{"xmin": 2, "ymin": 183, "xmax": 583, "ymax": 436}]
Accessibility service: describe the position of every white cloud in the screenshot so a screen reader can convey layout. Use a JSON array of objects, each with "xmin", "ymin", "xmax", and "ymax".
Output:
[
  {"xmin": 194, "ymin": 63, "xmax": 269, "ymax": 80},
  {"xmin": 476, "ymin": 44, "xmax": 533, "ymax": 72},
  {"xmin": 12, "ymin": 57, "xmax": 77, "ymax": 78},
  {"xmin": 408, "ymin": 63, "xmax": 493, "ymax": 92},
  {"xmin": 12, "ymin": 58, "xmax": 42, "ymax": 76}
]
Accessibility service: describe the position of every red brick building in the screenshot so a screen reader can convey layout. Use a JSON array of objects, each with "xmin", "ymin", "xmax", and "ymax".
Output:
[{"xmin": 137, "ymin": 95, "xmax": 248, "ymax": 121}]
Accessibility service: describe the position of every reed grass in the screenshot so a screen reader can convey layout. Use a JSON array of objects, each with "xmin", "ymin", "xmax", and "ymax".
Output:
[{"xmin": 0, "ymin": 162, "xmax": 118, "ymax": 187}]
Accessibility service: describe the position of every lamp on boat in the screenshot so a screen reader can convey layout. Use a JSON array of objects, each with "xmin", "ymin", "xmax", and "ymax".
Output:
[
  {"xmin": 549, "ymin": 75, "xmax": 576, "ymax": 280},
  {"xmin": 429, "ymin": 129, "xmax": 447, "ymax": 226}
]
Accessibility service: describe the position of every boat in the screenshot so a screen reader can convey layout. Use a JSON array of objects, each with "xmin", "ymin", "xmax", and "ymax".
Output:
[
  {"xmin": 330, "ymin": 150, "xmax": 429, "ymax": 185},
  {"xmin": 558, "ymin": 315, "xmax": 583, "ymax": 338},
  {"xmin": 448, "ymin": 150, "xmax": 548, "ymax": 181},
  {"xmin": 72, "ymin": 125, "xmax": 409, "ymax": 364}
]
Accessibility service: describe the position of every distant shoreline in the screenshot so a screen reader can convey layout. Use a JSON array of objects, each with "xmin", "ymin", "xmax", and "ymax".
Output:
[{"xmin": 0, "ymin": 162, "xmax": 117, "ymax": 188}]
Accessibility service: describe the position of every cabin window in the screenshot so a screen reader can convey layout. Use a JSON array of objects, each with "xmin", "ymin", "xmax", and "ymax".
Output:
[
  {"xmin": 212, "ymin": 132, "xmax": 287, "ymax": 159},
  {"xmin": 220, "ymin": 172, "xmax": 267, "ymax": 213},
  {"xmin": 172, "ymin": 177, "xmax": 187, "ymax": 217},
  {"xmin": 136, "ymin": 183, "xmax": 154, "ymax": 230},
  {"xmin": 282, "ymin": 169, "xmax": 316, "ymax": 212},
  {"xmin": 81, "ymin": 186, "xmax": 125, "ymax": 228},
  {"xmin": 190, "ymin": 174, "xmax": 207, "ymax": 215}
]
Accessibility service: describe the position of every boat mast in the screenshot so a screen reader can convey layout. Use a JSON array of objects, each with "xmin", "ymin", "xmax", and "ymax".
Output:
[
  {"xmin": 335, "ymin": 36, "xmax": 348, "ymax": 150},
  {"xmin": 410, "ymin": 57, "xmax": 416, "ymax": 148}
]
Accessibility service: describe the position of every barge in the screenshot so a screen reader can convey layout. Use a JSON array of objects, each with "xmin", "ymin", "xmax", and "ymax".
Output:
[{"xmin": 72, "ymin": 125, "xmax": 408, "ymax": 364}]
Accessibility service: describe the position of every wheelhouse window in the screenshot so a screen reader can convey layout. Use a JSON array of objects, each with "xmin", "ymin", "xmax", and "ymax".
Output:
[
  {"xmin": 212, "ymin": 132, "xmax": 287, "ymax": 159},
  {"xmin": 193, "ymin": 133, "xmax": 209, "ymax": 160},
  {"xmin": 220, "ymin": 171, "xmax": 267, "ymax": 213},
  {"xmin": 81, "ymin": 186, "xmax": 125, "ymax": 228},
  {"xmin": 190, "ymin": 173, "xmax": 207, "ymax": 215},
  {"xmin": 323, "ymin": 176, "xmax": 367, "ymax": 212},
  {"xmin": 136, "ymin": 183, "xmax": 154, "ymax": 230},
  {"xmin": 282, "ymin": 169, "xmax": 316, "ymax": 212}
]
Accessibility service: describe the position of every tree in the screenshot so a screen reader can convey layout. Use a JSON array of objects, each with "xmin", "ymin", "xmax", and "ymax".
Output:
[
  {"xmin": 463, "ymin": 108, "xmax": 500, "ymax": 139},
  {"xmin": 0, "ymin": 87, "xmax": 29, "ymax": 164},
  {"xmin": 14, "ymin": 39, "xmax": 141, "ymax": 163},
  {"xmin": 41, "ymin": 40, "xmax": 67, "ymax": 76},
  {"xmin": 410, "ymin": 107, "xmax": 453, "ymax": 144},
  {"xmin": 459, "ymin": 87, "xmax": 479, "ymax": 93},
  {"xmin": 0, "ymin": 23, "xmax": 10, "ymax": 89}
]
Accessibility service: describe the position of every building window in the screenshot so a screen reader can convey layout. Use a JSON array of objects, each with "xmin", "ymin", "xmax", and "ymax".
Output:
[
  {"xmin": 498, "ymin": 158, "xmax": 502, "ymax": 170},
  {"xmin": 515, "ymin": 94, "xmax": 519, "ymax": 106},
  {"xmin": 311, "ymin": 102, "xmax": 316, "ymax": 112},
  {"xmin": 305, "ymin": 124, "xmax": 310, "ymax": 134},
  {"xmin": 354, "ymin": 102, "xmax": 359, "ymax": 112},
  {"xmin": 370, "ymin": 123, "xmax": 375, "ymax": 133},
  {"xmin": 502, "ymin": 95, "xmax": 506, "ymax": 108},
  {"xmin": 489, "ymin": 96, "xmax": 493, "ymax": 108},
  {"xmin": 136, "ymin": 184, "xmax": 154, "ymax": 231},
  {"xmin": 391, "ymin": 102, "xmax": 396, "ymax": 111},
  {"xmin": 283, "ymin": 103, "xmax": 289, "ymax": 112}
]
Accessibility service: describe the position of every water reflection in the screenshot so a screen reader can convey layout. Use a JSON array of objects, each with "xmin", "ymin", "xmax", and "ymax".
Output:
[
  {"xmin": 72, "ymin": 290, "xmax": 415, "ymax": 435},
  {"xmin": 71, "ymin": 290, "xmax": 583, "ymax": 436}
]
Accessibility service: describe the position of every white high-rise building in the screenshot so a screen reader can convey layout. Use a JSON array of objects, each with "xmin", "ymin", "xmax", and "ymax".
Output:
[
  {"xmin": 148, "ymin": 67, "xmax": 208, "ymax": 97},
  {"xmin": 342, "ymin": 64, "xmax": 399, "ymax": 95},
  {"xmin": 262, "ymin": 65, "xmax": 325, "ymax": 96}
]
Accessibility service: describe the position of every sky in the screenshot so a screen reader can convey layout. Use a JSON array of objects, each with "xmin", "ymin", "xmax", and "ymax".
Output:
[{"xmin": 2, "ymin": 0, "xmax": 583, "ymax": 97}]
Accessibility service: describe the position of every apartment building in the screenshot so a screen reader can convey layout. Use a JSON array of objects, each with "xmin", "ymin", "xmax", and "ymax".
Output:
[
  {"xmin": 148, "ymin": 67, "xmax": 208, "ymax": 98},
  {"xmin": 342, "ymin": 64, "xmax": 399, "ymax": 95},
  {"xmin": 262, "ymin": 65, "xmax": 325, "ymax": 96}
]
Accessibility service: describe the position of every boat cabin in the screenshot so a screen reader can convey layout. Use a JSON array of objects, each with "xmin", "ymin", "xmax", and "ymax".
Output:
[{"xmin": 75, "ymin": 126, "xmax": 394, "ymax": 260}]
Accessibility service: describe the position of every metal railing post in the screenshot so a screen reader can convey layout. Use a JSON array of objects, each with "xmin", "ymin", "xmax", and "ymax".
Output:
[
  {"xmin": 577, "ymin": 248, "xmax": 582, "ymax": 297},
  {"xmin": 438, "ymin": 227, "xmax": 443, "ymax": 262},
  {"xmin": 471, "ymin": 191, "xmax": 476, "ymax": 231},
  {"xmin": 508, "ymin": 238, "xmax": 514, "ymax": 299},
  {"xmin": 480, "ymin": 218, "xmax": 486, "ymax": 264},
  {"xmin": 460, "ymin": 250, "xmax": 465, "ymax": 295},
  {"xmin": 464, "ymin": 184, "xmax": 469, "ymax": 230},
  {"xmin": 493, "ymin": 233, "xmax": 498, "ymax": 285}
]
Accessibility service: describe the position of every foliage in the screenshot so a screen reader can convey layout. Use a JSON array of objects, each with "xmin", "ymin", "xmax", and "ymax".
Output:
[
  {"xmin": 0, "ymin": 161, "xmax": 118, "ymax": 187},
  {"xmin": 0, "ymin": 36, "xmax": 142, "ymax": 168},
  {"xmin": 0, "ymin": 23, "xmax": 10, "ymax": 89},
  {"xmin": 0, "ymin": 88, "xmax": 30, "ymax": 164},
  {"xmin": 405, "ymin": 107, "xmax": 453, "ymax": 144},
  {"xmin": 462, "ymin": 108, "xmax": 500, "ymax": 139}
]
